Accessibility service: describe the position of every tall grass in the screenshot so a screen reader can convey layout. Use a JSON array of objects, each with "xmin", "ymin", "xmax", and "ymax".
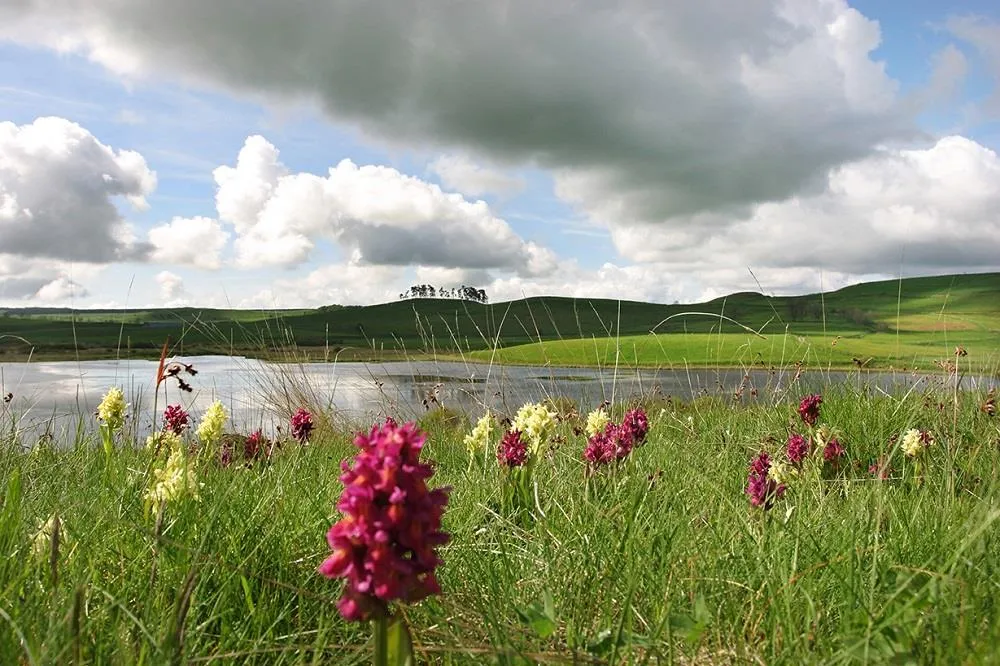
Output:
[
  {"xmin": 2, "ymin": 288, "xmax": 999, "ymax": 663},
  {"xmin": 2, "ymin": 377, "xmax": 999, "ymax": 663}
]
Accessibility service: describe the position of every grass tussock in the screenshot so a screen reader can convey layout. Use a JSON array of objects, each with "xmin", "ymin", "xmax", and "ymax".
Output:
[{"xmin": 1, "ymin": 377, "xmax": 999, "ymax": 664}]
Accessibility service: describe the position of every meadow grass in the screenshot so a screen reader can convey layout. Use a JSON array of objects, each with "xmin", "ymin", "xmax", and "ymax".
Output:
[{"xmin": 2, "ymin": 378, "xmax": 999, "ymax": 664}]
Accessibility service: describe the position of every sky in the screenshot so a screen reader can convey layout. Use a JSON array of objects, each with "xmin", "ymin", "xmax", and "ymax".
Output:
[{"xmin": 0, "ymin": 0, "xmax": 999, "ymax": 309}]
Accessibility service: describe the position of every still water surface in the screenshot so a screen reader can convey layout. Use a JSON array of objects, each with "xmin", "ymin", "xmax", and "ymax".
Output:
[{"xmin": 0, "ymin": 355, "xmax": 989, "ymax": 439}]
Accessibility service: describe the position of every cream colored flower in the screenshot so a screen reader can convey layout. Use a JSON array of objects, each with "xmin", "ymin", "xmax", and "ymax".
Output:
[
  {"xmin": 584, "ymin": 408, "xmax": 611, "ymax": 438},
  {"xmin": 196, "ymin": 401, "xmax": 228, "ymax": 449},
  {"xmin": 144, "ymin": 446, "xmax": 201, "ymax": 513},
  {"xmin": 464, "ymin": 411, "xmax": 495, "ymax": 455},
  {"xmin": 512, "ymin": 402, "xmax": 557, "ymax": 455},
  {"xmin": 768, "ymin": 461, "xmax": 798, "ymax": 485},
  {"xmin": 146, "ymin": 430, "xmax": 183, "ymax": 454},
  {"xmin": 31, "ymin": 514, "xmax": 70, "ymax": 561},
  {"xmin": 900, "ymin": 428, "xmax": 931, "ymax": 457},
  {"xmin": 97, "ymin": 387, "xmax": 127, "ymax": 431}
]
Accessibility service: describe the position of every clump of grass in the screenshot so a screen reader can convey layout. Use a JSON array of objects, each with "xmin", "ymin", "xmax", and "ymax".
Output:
[{"xmin": 1, "ymin": 379, "xmax": 999, "ymax": 663}]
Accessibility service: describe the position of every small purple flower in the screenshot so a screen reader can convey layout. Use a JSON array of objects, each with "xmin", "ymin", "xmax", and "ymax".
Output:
[
  {"xmin": 219, "ymin": 442, "xmax": 233, "ymax": 467},
  {"xmin": 245, "ymin": 429, "xmax": 264, "ymax": 460},
  {"xmin": 584, "ymin": 427, "xmax": 615, "ymax": 466},
  {"xmin": 609, "ymin": 423, "xmax": 634, "ymax": 460},
  {"xmin": 621, "ymin": 408, "xmax": 650, "ymax": 446},
  {"xmin": 497, "ymin": 430, "xmax": 528, "ymax": 467},
  {"xmin": 163, "ymin": 404, "xmax": 189, "ymax": 435},
  {"xmin": 290, "ymin": 408, "xmax": 314, "ymax": 444},
  {"xmin": 823, "ymin": 438, "xmax": 845, "ymax": 463},
  {"xmin": 786, "ymin": 433, "xmax": 810, "ymax": 466},
  {"xmin": 746, "ymin": 451, "xmax": 785, "ymax": 510},
  {"xmin": 797, "ymin": 394, "xmax": 822, "ymax": 427},
  {"xmin": 318, "ymin": 420, "xmax": 450, "ymax": 621}
]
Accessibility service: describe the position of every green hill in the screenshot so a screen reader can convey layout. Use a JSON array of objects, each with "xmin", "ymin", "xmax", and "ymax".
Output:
[{"xmin": 1, "ymin": 272, "xmax": 998, "ymax": 370}]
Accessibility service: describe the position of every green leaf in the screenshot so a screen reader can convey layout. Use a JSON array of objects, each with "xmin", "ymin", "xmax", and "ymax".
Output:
[
  {"xmin": 239, "ymin": 575, "xmax": 255, "ymax": 615},
  {"xmin": 515, "ymin": 591, "xmax": 558, "ymax": 639},
  {"xmin": 386, "ymin": 614, "xmax": 415, "ymax": 666}
]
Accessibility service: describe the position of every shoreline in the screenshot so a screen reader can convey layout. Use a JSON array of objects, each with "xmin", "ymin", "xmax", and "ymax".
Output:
[{"xmin": 1, "ymin": 346, "xmax": 994, "ymax": 379}]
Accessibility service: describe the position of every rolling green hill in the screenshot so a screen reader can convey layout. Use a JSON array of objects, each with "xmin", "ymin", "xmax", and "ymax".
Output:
[{"xmin": 1, "ymin": 272, "xmax": 998, "ymax": 370}]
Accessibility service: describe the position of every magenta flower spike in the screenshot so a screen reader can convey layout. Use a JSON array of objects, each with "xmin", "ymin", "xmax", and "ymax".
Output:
[
  {"xmin": 746, "ymin": 451, "xmax": 785, "ymax": 509},
  {"xmin": 797, "ymin": 394, "xmax": 822, "ymax": 427},
  {"xmin": 290, "ymin": 408, "xmax": 314, "ymax": 444},
  {"xmin": 163, "ymin": 404, "xmax": 190, "ymax": 435},
  {"xmin": 498, "ymin": 429, "xmax": 529, "ymax": 467},
  {"xmin": 318, "ymin": 420, "xmax": 450, "ymax": 622},
  {"xmin": 786, "ymin": 433, "xmax": 810, "ymax": 466},
  {"xmin": 622, "ymin": 408, "xmax": 650, "ymax": 445}
]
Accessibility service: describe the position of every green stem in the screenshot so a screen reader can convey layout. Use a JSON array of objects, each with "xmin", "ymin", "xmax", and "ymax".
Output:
[{"xmin": 374, "ymin": 614, "xmax": 388, "ymax": 666}]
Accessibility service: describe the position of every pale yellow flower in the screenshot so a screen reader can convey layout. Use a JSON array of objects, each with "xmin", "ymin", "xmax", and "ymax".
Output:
[
  {"xmin": 144, "ymin": 446, "xmax": 201, "ymax": 513},
  {"xmin": 512, "ymin": 402, "xmax": 557, "ymax": 455},
  {"xmin": 768, "ymin": 461, "xmax": 798, "ymax": 485},
  {"xmin": 584, "ymin": 408, "xmax": 611, "ymax": 438},
  {"xmin": 31, "ymin": 514, "xmax": 70, "ymax": 561},
  {"xmin": 464, "ymin": 411, "xmax": 495, "ymax": 455},
  {"xmin": 196, "ymin": 401, "xmax": 228, "ymax": 448},
  {"xmin": 96, "ymin": 387, "xmax": 127, "ymax": 431},
  {"xmin": 146, "ymin": 430, "xmax": 183, "ymax": 454},
  {"xmin": 900, "ymin": 428, "xmax": 931, "ymax": 457}
]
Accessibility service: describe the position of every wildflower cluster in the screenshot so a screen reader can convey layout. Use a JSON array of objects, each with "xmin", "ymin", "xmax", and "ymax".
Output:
[
  {"xmin": 144, "ymin": 444, "xmax": 201, "ymax": 515},
  {"xmin": 196, "ymin": 401, "xmax": 228, "ymax": 451},
  {"xmin": 583, "ymin": 407, "xmax": 649, "ymax": 468},
  {"xmin": 318, "ymin": 419, "xmax": 450, "ymax": 622},
  {"xmin": 747, "ymin": 394, "xmax": 848, "ymax": 509},
  {"xmin": 291, "ymin": 407, "xmax": 314, "ymax": 444},
  {"xmin": 163, "ymin": 404, "xmax": 189, "ymax": 435},
  {"xmin": 511, "ymin": 402, "xmax": 557, "ymax": 455},
  {"xmin": 901, "ymin": 428, "xmax": 934, "ymax": 457},
  {"xmin": 746, "ymin": 451, "xmax": 786, "ymax": 509},
  {"xmin": 497, "ymin": 429, "xmax": 528, "ymax": 467},
  {"xmin": 584, "ymin": 407, "xmax": 611, "ymax": 438},
  {"xmin": 464, "ymin": 411, "xmax": 495, "ymax": 465},
  {"xmin": 96, "ymin": 387, "xmax": 127, "ymax": 431}
]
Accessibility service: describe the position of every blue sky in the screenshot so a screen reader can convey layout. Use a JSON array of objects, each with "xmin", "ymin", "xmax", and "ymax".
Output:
[{"xmin": 1, "ymin": 0, "xmax": 998, "ymax": 308}]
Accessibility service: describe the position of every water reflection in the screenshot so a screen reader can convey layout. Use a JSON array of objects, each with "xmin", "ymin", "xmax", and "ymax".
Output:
[{"xmin": 0, "ymin": 355, "xmax": 992, "ymax": 442}]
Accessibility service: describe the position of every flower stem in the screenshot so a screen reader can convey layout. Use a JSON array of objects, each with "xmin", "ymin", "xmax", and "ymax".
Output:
[{"xmin": 373, "ymin": 614, "xmax": 389, "ymax": 666}]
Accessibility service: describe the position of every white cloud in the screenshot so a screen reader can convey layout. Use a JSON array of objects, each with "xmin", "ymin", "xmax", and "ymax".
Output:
[
  {"xmin": 155, "ymin": 269, "xmax": 186, "ymax": 303},
  {"xmin": 610, "ymin": 135, "xmax": 1000, "ymax": 275},
  {"xmin": 34, "ymin": 275, "xmax": 88, "ymax": 302},
  {"xmin": 148, "ymin": 216, "xmax": 229, "ymax": 269},
  {"xmin": 214, "ymin": 136, "xmax": 551, "ymax": 273},
  {"xmin": 0, "ymin": 116, "xmax": 156, "ymax": 263},
  {"xmin": 241, "ymin": 261, "xmax": 403, "ymax": 308},
  {"xmin": 0, "ymin": 0, "xmax": 915, "ymax": 225},
  {"xmin": 428, "ymin": 154, "xmax": 524, "ymax": 197}
]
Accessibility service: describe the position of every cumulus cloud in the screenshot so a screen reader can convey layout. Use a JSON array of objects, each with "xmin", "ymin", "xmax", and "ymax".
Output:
[
  {"xmin": 0, "ymin": 0, "xmax": 915, "ymax": 225},
  {"xmin": 148, "ymin": 216, "xmax": 229, "ymax": 269},
  {"xmin": 34, "ymin": 275, "xmax": 88, "ymax": 302},
  {"xmin": 428, "ymin": 155, "xmax": 524, "ymax": 197},
  {"xmin": 241, "ymin": 260, "xmax": 403, "ymax": 308},
  {"xmin": 155, "ymin": 270, "xmax": 186, "ymax": 303},
  {"xmin": 611, "ymin": 136, "xmax": 1000, "ymax": 275},
  {"xmin": 0, "ymin": 117, "xmax": 156, "ymax": 263},
  {"xmin": 213, "ymin": 136, "xmax": 551, "ymax": 273}
]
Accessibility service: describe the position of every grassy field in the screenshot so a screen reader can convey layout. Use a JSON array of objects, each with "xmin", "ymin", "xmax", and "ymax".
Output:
[
  {"xmin": 1, "ymin": 272, "xmax": 998, "ymax": 371},
  {"xmin": 2, "ymin": 377, "xmax": 999, "ymax": 663}
]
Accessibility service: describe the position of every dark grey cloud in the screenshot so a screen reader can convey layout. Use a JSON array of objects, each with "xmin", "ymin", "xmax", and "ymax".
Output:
[{"xmin": 0, "ymin": 0, "xmax": 913, "ymax": 223}]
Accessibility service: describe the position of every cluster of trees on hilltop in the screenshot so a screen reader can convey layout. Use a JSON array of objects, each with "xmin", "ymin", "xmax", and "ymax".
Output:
[{"xmin": 399, "ymin": 284, "xmax": 488, "ymax": 303}]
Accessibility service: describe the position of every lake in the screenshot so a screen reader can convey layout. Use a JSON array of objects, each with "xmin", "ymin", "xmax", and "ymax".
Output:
[{"xmin": 0, "ymin": 355, "xmax": 990, "ymax": 441}]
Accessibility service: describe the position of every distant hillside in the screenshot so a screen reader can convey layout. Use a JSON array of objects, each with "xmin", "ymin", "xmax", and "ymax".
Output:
[{"xmin": 1, "ymin": 272, "xmax": 998, "ymax": 361}]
